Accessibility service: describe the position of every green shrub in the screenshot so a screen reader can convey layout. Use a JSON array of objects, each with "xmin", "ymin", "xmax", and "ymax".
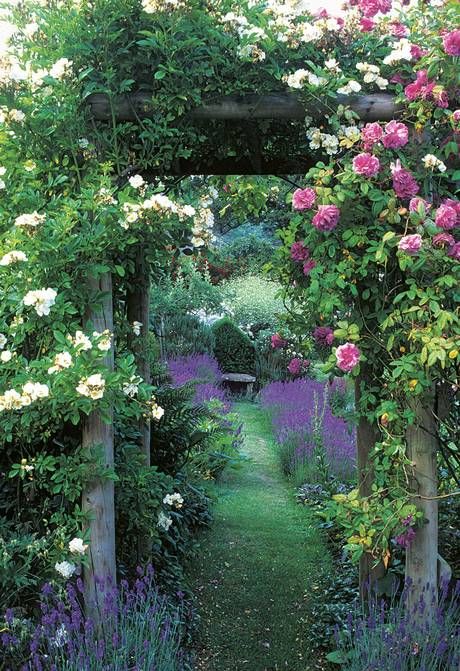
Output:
[
  {"xmin": 221, "ymin": 275, "xmax": 285, "ymax": 331},
  {"xmin": 212, "ymin": 317, "xmax": 255, "ymax": 374},
  {"xmin": 160, "ymin": 313, "xmax": 215, "ymax": 358}
]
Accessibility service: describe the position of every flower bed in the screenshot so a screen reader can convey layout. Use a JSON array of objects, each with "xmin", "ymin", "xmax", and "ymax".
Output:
[{"xmin": 260, "ymin": 378, "xmax": 356, "ymax": 484}]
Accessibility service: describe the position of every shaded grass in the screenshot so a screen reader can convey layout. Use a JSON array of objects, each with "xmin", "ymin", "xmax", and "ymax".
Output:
[{"xmin": 188, "ymin": 401, "xmax": 332, "ymax": 671}]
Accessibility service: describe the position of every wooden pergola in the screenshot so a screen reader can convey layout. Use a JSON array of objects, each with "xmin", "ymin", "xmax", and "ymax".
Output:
[
  {"xmin": 83, "ymin": 89, "xmax": 439, "ymax": 617},
  {"xmin": 87, "ymin": 91, "xmax": 400, "ymax": 174}
]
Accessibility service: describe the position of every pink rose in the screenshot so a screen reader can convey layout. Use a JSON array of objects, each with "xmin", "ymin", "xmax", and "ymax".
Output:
[
  {"xmin": 352, "ymin": 152, "xmax": 380, "ymax": 177},
  {"xmin": 410, "ymin": 44, "xmax": 425, "ymax": 60},
  {"xmin": 409, "ymin": 197, "xmax": 431, "ymax": 215},
  {"xmin": 359, "ymin": 17, "xmax": 375, "ymax": 31},
  {"xmin": 435, "ymin": 204, "xmax": 457, "ymax": 230},
  {"xmin": 391, "ymin": 160, "xmax": 419, "ymax": 199},
  {"xmin": 288, "ymin": 358, "xmax": 309, "ymax": 375},
  {"xmin": 447, "ymin": 242, "xmax": 460, "ymax": 261},
  {"xmin": 336, "ymin": 343, "xmax": 361, "ymax": 372},
  {"xmin": 382, "ymin": 121, "xmax": 409, "ymax": 149},
  {"xmin": 359, "ymin": 0, "xmax": 391, "ymax": 17},
  {"xmin": 390, "ymin": 22, "xmax": 408, "ymax": 37},
  {"xmin": 443, "ymin": 30, "xmax": 460, "ymax": 57},
  {"xmin": 271, "ymin": 333, "xmax": 287, "ymax": 349},
  {"xmin": 292, "ymin": 187, "xmax": 316, "ymax": 211},
  {"xmin": 398, "ymin": 234, "xmax": 422, "ymax": 255},
  {"xmin": 312, "ymin": 205, "xmax": 340, "ymax": 231},
  {"xmin": 453, "ymin": 110, "xmax": 460, "ymax": 123},
  {"xmin": 303, "ymin": 258, "xmax": 316, "ymax": 275},
  {"xmin": 291, "ymin": 241, "xmax": 310, "ymax": 262},
  {"xmin": 404, "ymin": 70, "xmax": 435, "ymax": 102},
  {"xmin": 433, "ymin": 88, "xmax": 449, "ymax": 109},
  {"xmin": 443, "ymin": 199, "xmax": 460, "ymax": 223},
  {"xmin": 361, "ymin": 122, "xmax": 383, "ymax": 150},
  {"xmin": 313, "ymin": 326, "xmax": 334, "ymax": 346},
  {"xmin": 432, "ymin": 232, "xmax": 455, "ymax": 248}
]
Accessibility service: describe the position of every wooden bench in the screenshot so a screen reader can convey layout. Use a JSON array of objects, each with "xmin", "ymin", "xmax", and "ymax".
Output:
[{"xmin": 221, "ymin": 373, "xmax": 256, "ymax": 397}]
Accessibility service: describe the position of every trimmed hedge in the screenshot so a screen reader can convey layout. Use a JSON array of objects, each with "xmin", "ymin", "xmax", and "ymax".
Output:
[{"xmin": 212, "ymin": 317, "xmax": 256, "ymax": 375}]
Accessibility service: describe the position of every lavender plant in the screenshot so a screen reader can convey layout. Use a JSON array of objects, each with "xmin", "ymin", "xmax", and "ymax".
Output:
[
  {"xmin": 260, "ymin": 378, "xmax": 356, "ymax": 484},
  {"xmin": 1, "ymin": 567, "xmax": 187, "ymax": 671},
  {"xmin": 332, "ymin": 580, "xmax": 460, "ymax": 671}
]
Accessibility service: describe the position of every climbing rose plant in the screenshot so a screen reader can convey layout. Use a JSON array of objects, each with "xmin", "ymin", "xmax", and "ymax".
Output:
[{"xmin": 0, "ymin": 0, "xmax": 458, "ymax": 574}]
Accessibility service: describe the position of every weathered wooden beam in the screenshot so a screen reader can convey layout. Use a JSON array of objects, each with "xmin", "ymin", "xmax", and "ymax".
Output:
[{"xmin": 86, "ymin": 91, "xmax": 400, "ymax": 123}]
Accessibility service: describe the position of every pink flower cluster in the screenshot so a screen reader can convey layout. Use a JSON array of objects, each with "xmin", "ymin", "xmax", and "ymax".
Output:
[
  {"xmin": 352, "ymin": 153, "xmax": 380, "ymax": 177},
  {"xmin": 405, "ymin": 70, "xmax": 449, "ymax": 108},
  {"xmin": 409, "ymin": 197, "xmax": 431, "ymax": 218},
  {"xmin": 313, "ymin": 326, "xmax": 334, "ymax": 347},
  {"xmin": 290, "ymin": 241, "xmax": 317, "ymax": 276},
  {"xmin": 435, "ymin": 200, "xmax": 460, "ymax": 231},
  {"xmin": 398, "ymin": 234, "xmax": 422, "ymax": 256},
  {"xmin": 271, "ymin": 333, "xmax": 287, "ymax": 349},
  {"xmin": 312, "ymin": 205, "xmax": 341, "ymax": 231},
  {"xmin": 443, "ymin": 30, "xmax": 460, "ymax": 57},
  {"xmin": 358, "ymin": 0, "xmax": 391, "ymax": 18},
  {"xmin": 335, "ymin": 342, "xmax": 361, "ymax": 372},
  {"xmin": 292, "ymin": 187, "xmax": 316, "ymax": 211},
  {"xmin": 287, "ymin": 357, "xmax": 310, "ymax": 376},
  {"xmin": 290, "ymin": 241, "xmax": 310, "ymax": 262},
  {"xmin": 391, "ymin": 160, "xmax": 419, "ymax": 199},
  {"xmin": 361, "ymin": 121, "xmax": 408, "ymax": 150}
]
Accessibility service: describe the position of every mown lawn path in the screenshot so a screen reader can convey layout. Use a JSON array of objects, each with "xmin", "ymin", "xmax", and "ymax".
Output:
[{"xmin": 189, "ymin": 401, "xmax": 331, "ymax": 671}]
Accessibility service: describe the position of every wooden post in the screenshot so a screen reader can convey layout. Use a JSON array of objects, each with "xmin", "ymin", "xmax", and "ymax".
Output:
[
  {"xmin": 127, "ymin": 244, "xmax": 152, "ymax": 466},
  {"xmin": 82, "ymin": 272, "xmax": 116, "ymax": 622},
  {"xmin": 355, "ymin": 369, "xmax": 385, "ymax": 599},
  {"xmin": 405, "ymin": 391, "xmax": 438, "ymax": 608}
]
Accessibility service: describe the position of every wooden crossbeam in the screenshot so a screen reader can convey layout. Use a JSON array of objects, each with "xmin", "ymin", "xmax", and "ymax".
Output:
[{"xmin": 86, "ymin": 91, "xmax": 400, "ymax": 123}]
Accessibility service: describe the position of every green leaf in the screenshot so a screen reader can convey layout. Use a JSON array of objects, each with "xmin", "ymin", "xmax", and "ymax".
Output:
[{"xmin": 326, "ymin": 650, "xmax": 348, "ymax": 665}]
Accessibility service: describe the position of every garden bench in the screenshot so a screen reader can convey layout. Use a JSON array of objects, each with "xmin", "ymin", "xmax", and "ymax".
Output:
[{"xmin": 221, "ymin": 373, "xmax": 256, "ymax": 397}]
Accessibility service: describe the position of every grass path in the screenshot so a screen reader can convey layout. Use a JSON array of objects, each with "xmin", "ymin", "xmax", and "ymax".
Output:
[{"xmin": 189, "ymin": 401, "xmax": 331, "ymax": 671}]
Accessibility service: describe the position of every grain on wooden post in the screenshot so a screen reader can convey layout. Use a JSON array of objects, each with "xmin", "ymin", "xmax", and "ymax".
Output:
[
  {"xmin": 82, "ymin": 272, "xmax": 116, "ymax": 623},
  {"xmin": 405, "ymin": 390, "xmax": 439, "ymax": 611},
  {"xmin": 127, "ymin": 243, "xmax": 151, "ymax": 466}
]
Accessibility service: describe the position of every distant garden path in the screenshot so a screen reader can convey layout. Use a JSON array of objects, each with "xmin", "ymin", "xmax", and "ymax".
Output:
[{"xmin": 189, "ymin": 401, "xmax": 331, "ymax": 671}]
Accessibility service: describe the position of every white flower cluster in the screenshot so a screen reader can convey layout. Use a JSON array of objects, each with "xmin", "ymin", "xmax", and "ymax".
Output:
[
  {"xmin": 128, "ymin": 174, "xmax": 145, "ymax": 189},
  {"xmin": 0, "ymin": 333, "xmax": 6, "ymax": 349},
  {"xmin": 338, "ymin": 125, "xmax": 361, "ymax": 148},
  {"xmin": 23, "ymin": 288, "xmax": 57, "ymax": 317},
  {"xmin": 96, "ymin": 187, "xmax": 117, "ymax": 205},
  {"xmin": 237, "ymin": 44, "xmax": 266, "ymax": 62},
  {"xmin": 0, "ymin": 381, "xmax": 49, "ymax": 412},
  {"xmin": 324, "ymin": 58, "xmax": 341, "ymax": 74},
  {"xmin": 55, "ymin": 560, "xmax": 76, "ymax": 579},
  {"xmin": 0, "ymin": 107, "xmax": 25, "ymax": 124},
  {"xmin": 383, "ymin": 39, "xmax": 413, "ymax": 65},
  {"xmin": 122, "ymin": 374, "xmax": 142, "ymax": 398},
  {"xmin": 76, "ymin": 373, "xmax": 105, "ymax": 400},
  {"xmin": 1, "ymin": 350, "xmax": 13, "ymax": 362},
  {"xmin": 0, "ymin": 250, "xmax": 28, "ymax": 266},
  {"xmin": 49, "ymin": 57, "xmax": 73, "ymax": 80},
  {"xmin": 142, "ymin": 0, "xmax": 185, "ymax": 12},
  {"xmin": 14, "ymin": 211, "xmax": 46, "ymax": 230},
  {"xmin": 93, "ymin": 329, "xmax": 112, "ymax": 352},
  {"xmin": 307, "ymin": 127, "xmax": 339, "ymax": 155},
  {"xmin": 192, "ymin": 207, "xmax": 215, "ymax": 248},
  {"xmin": 284, "ymin": 68, "xmax": 326, "ymax": 90},
  {"xmin": 68, "ymin": 537, "xmax": 88, "ymax": 554},
  {"xmin": 356, "ymin": 62, "xmax": 388, "ymax": 90},
  {"xmin": 422, "ymin": 154, "xmax": 447, "ymax": 173},
  {"xmin": 132, "ymin": 321, "xmax": 143, "ymax": 336},
  {"xmin": 68, "ymin": 330, "xmax": 92, "ymax": 351},
  {"xmin": 337, "ymin": 80, "xmax": 362, "ymax": 95},
  {"xmin": 48, "ymin": 351, "xmax": 73, "ymax": 374},
  {"xmin": 149, "ymin": 396, "xmax": 165, "ymax": 420},
  {"xmin": 120, "ymin": 194, "xmax": 194, "ymax": 230},
  {"xmin": 163, "ymin": 492, "xmax": 184, "ymax": 508},
  {"xmin": 157, "ymin": 511, "xmax": 173, "ymax": 531},
  {"xmin": 0, "ymin": 165, "xmax": 6, "ymax": 190}
]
